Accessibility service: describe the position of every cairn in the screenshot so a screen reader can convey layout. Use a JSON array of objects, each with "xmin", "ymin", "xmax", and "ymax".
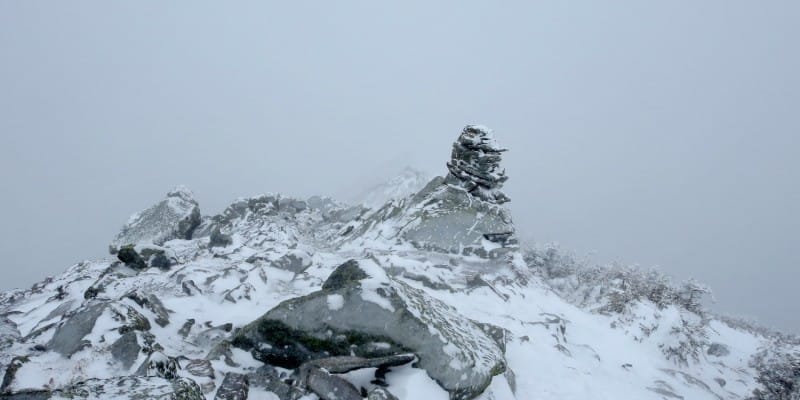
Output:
[{"xmin": 445, "ymin": 125, "xmax": 510, "ymax": 204}]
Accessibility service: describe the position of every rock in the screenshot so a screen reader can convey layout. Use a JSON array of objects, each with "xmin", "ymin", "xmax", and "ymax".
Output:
[
  {"xmin": 302, "ymin": 367, "xmax": 361, "ymax": 400},
  {"xmin": 125, "ymin": 291, "xmax": 170, "ymax": 327},
  {"xmin": 1, "ymin": 356, "xmax": 29, "ymax": 393},
  {"xmin": 247, "ymin": 365, "xmax": 305, "ymax": 400},
  {"xmin": 444, "ymin": 125, "xmax": 509, "ymax": 204},
  {"xmin": 115, "ymin": 304, "xmax": 151, "ymax": 333},
  {"xmin": 178, "ymin": 319, "xmax": 195, "ymax": 338},
  {"xmin": 137, "ymin": 351, "xmax": 179, "ymax": 379},
  {"xmin": 214, "ymin": 373, "xmax": 249, "ymax": 400},
  {"xmin": 117, "ymin": 245, "xmax": 148, "ymax": 270},
  {"xmin": 206, "ymin": 341, "xmax": 238, "ymax": 367},
  {"xmin": 110, "ymin": 186, "xmax": 201, "ymax": 252},
  {"xmin": 271, "ymin": 251, "xmax": 312, "ymax": 274},
  {"xmin": 117, "ymin": 245, "xmax": 174, "ymax": 270},
  {"xmin": 182, "ymin": 280, "xmax": 202, "ymax": 296},
  {"xmin": 234, "ymin": 260, "xmax": 505, "ymax": 400},
  {"xmin": 61, "ymin": 376, "xmax": 203, "ymax": 400},
  {"xmin": 0, "ymin": 317, "xmax": 20, "ymax": 351},
  {"xmin": 400, "ymin": 184, "xmax": 517, "ymax": 258},
  {"xmin": 209, "ymin": 228, "xmax": 233, "ymax": 248},
  {"xmin": 184, "ymin": 359, "xmax": 215, "ymax": 380},
  {"xmin": 110, "ymin": 331, "xmax": 141, "ymax": 370},
  {"xmin": 47, "ymin": 303, "xmax": 106, "ymax": 357},
  {"xmin": 304, "ymin": 354, "xmax": 415, "ymax": 374},
  {"xmin": 138, "ymin": 246, "xmax": 174, "ymax": 270},
  {"xmin": 278, "ymin": 198, "xmax": 308, "ymax": 214},
  {"xmin": 367, "ymin": 387, "xmax": 400, "ymax": 400},
  {"xmin": 707, "ymin": 343, "xmax": 730, "ymax": 357},
  {"xmin": 192, "ymin": 325, "xmax": 232, "ymax": 349},
  {"xmin": 321, "ymin": 260, "xmax": 369, "ymax": 291},
  {"xmin": 0, "ymin": 390, "xmax": 51, "ymax": 399}
]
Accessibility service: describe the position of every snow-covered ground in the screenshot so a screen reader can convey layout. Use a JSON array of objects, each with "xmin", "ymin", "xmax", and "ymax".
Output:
[{"xmin": 0, "ymin": 176, "xmax": 797, "ymax": 399}]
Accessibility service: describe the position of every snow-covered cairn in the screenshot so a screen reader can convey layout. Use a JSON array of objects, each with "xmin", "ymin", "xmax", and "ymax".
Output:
[{"xmin": 445, "ymin": 125, "xmax": 510, "ymax": 204}]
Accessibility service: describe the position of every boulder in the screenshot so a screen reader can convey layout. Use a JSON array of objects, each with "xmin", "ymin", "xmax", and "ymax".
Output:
[
  {"xmin": 234, "ymin": 260, "xmax": 505, "ymax": 400},
  {"xmin": 110, "ymin": 186, "xmax": 201, "ymax": 253},
  {"xmin": 184, "ymin": 359, "xmax": 215, "ymax": 380},
  {"xmin": 64, "ymin": 376, "xmax": 203, "ymax": 400},
  {"xmin": 304, "ymin": 354, "xmax": 415, "ymax": 374},
  {"xmin": 367, "ymin": 387, "xmax": 400, "ymax": 400},
  {"xmin": 214, "ymin": 373, "xmax": 249, "ymax": 400},
  {"xmin": 302, "ymin": 367, "xmax": 361, "ymax": 400},
  {"xmin": 400, "ymin": 185, "xmax": 517, "ymax": 258},
  {"xmin": 47, "ymin": 303, "xmax": 106, "ymax": 357},
  {"xmin": 247, "ymin": 365, "xmax": 305, "ymax": 400},
  {"xmin": 110, "ymin": 331, "xmax": 141, "ymax": 370},
  {"xmin": 117, "ymin": 244, "xmax": 175, "ymax": 271},
  {"xmin": 137, "ymin": 351, "xmax": 179, "ymax": 379}
]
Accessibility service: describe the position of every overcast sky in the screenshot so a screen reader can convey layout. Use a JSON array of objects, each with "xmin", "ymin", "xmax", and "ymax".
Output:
[{"xmin": 1, "ymin": 2, "xmax": 797, "ymax": 332}]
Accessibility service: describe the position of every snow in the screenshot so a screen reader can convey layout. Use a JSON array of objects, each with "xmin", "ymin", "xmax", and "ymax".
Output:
[
  {"xmin": 0, "ymin": 179, "xmax": 793, "ymax": 400},
  {"xmin": 326, "ymin": 294, "xmax": 344, "ymax": 311}
]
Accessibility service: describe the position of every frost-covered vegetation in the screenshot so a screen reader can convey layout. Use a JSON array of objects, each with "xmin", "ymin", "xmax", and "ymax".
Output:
[{"xmin": 524, "ymin": 243, "xmax": 800, "ymax": 399}]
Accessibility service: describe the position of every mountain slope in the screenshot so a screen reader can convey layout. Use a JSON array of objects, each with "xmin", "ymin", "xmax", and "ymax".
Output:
[{"xmin": 1, "ymin": 126, "xmax": 797, "ymax": 400}]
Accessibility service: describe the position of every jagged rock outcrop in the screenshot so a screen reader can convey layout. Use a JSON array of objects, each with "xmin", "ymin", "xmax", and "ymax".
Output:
[
  {"xmin": 341, "ymin": 126, "xmax": 518, "ymax": 258},
  {"xmin": 233, "ymin": 260, "xmax": 506, "ymax": 400},
  {"xmin": 444, "ymin": 125, "xmax": 509, "ymax": 204},
  {"xmin": 110, "ymin": 186, "xmax": 201, "ymax": 253}
]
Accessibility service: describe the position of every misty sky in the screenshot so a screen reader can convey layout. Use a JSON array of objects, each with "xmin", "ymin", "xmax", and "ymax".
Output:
[{"xmin": 1, "ymin": 2, "xmax": 798, "ymax": 332}]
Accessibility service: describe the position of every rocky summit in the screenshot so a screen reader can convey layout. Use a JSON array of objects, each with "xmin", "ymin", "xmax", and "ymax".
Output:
[{"xmin": 1, "ymin": 125, "xmax": 798, "ymax": 400}]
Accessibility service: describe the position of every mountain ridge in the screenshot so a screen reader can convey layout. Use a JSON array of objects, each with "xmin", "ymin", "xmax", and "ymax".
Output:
[{"xmin": 1, "ymin": 126, "xmax": 798, "ymax": 400}]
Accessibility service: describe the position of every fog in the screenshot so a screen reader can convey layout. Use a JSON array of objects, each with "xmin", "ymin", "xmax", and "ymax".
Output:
[{"xmin": 1, "ymin": 2, "xmax": 797, "ymax": 332}]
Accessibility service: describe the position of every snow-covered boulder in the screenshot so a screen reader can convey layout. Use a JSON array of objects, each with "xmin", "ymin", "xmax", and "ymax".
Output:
[
  {"xmin": 400, "ymin": 183, "xmax": 517, "ymax": 258},
  {"xmin": 233, "ymin": 260, "xmax": 506, "ymax": 400},
  {"xmin": 110, "ymin": 186, "xmax": 201, "ymax": 253}
]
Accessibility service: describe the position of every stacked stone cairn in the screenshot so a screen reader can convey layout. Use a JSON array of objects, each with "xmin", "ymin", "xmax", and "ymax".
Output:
[{"xmin": 445, "ymin": 125, "xmax": 510, "ymax": 204}]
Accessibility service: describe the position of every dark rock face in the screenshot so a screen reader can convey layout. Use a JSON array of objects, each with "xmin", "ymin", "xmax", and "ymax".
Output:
[
  {"xmin": 117, "ymin": 245, "xmax": 148, "ymax": 270},
  {"xmin": 214, "ymin": 373, "xmax": 249, "ymax": 400},
  {"xmin": 321, "ymin": 260, "xmax": 368, "ymax": 291},
  {"xmin": 445, "ymin": 125, "xmax": 509, "ymax": 204},
  {"xmin": 233, "ymin": 260, "xmax": 505, "ymax": 400},
  {"xmin": 117, "ymin": 245, "xmax": 174, "ymax": 270}
]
